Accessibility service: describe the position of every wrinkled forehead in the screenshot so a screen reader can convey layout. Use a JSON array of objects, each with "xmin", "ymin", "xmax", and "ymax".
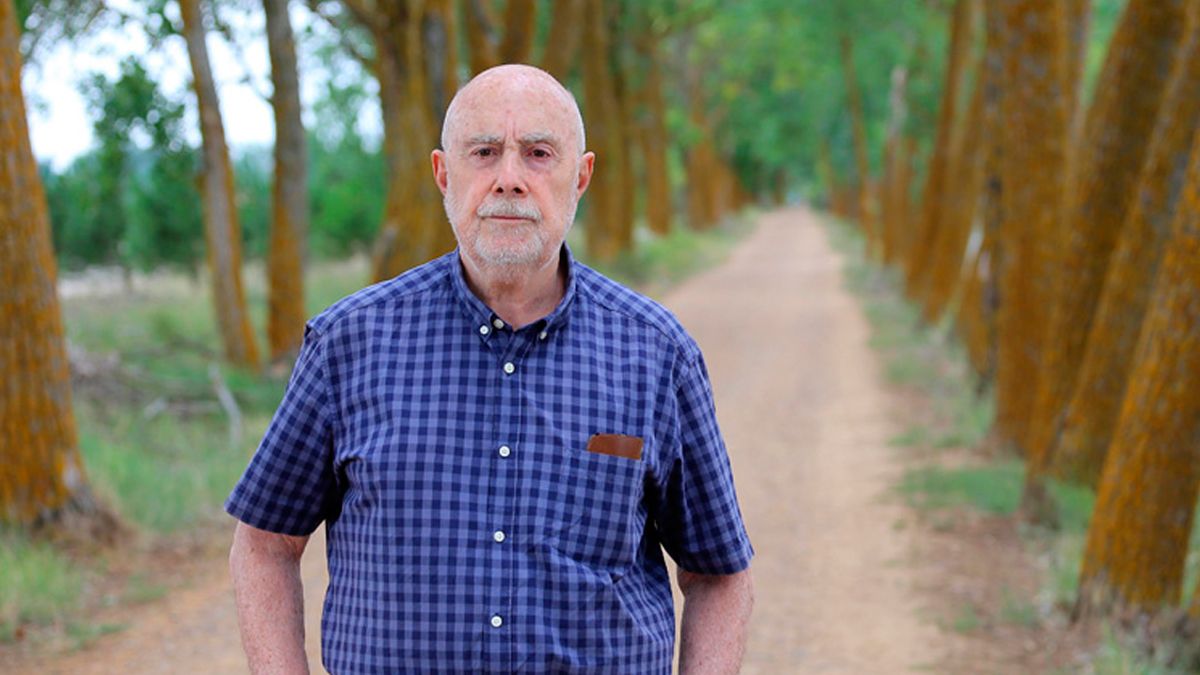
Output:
[{"xmin": 442, "ymin": 72, "xmax": 584, "ymax": 152}]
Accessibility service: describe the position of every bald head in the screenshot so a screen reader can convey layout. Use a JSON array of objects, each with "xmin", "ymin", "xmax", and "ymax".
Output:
[{"xmin": 440, "ymin": 64, "xmax": 586, "ymax": 155}]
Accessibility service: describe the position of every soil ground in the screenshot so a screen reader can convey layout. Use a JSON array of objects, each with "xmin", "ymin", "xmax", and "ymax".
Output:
[{"xmin": 4, "ymin": 207, "xmax": 1080, "ymax": 673}]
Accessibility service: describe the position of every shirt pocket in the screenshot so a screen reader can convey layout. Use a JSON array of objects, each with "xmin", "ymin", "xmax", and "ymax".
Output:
[{"xmin": 538, "ymin": 440, "xmax": 646, "ymax": 571}]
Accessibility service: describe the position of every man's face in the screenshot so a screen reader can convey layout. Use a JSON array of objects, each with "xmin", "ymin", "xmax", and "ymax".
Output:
[{"xmin": 433, "ymin": 74, "xmax": 594, "ymax": 276}]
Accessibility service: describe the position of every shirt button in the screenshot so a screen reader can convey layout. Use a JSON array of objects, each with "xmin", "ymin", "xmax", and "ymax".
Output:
[
  {"xmin": 538, "ymin": 331, "xmax": 548, "ymax": 341},
  {"xmin": 493, "ymin": 530, "xmax": 506, "ymax": 543},
  {"xmin": 503, "ymin": 362, "xmax": 515, "ymax": 375},
  {"xmin": 498, "ymin": 445, "xmax": 511, "ymax": 458},
  {"xmin": 490, "ymin": 615, "xmax": 504, "ymax": 628},
  {"xmin": 493, "ymin": 318, "xmax": 505, "ymax": 329},
  {"xmin": 479, "ymin": 325, "xmax": 490, "ymax": 335}
]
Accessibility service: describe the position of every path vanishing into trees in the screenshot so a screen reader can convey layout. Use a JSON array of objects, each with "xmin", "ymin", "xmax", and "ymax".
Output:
[{"xmin": 19, "ymin": 207, "xmax": 950, "ymax": 673}]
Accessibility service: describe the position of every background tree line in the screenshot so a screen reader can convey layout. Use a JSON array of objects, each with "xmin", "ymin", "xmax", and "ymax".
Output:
[
  {"xmin": 829, "ymin": 0, "xmax": 1200, "ymax": 646},
  {"xmin": 4, "ymin": 0, "xmax": 946, "ymax": 534}
]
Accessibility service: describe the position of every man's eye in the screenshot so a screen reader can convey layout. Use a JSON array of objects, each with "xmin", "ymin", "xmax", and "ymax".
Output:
[
  {"xmin": 530, "ymin": 148, "xmax": 550, "ymax": 159},
  {"xmin": 474, "ymin": 148, "xmax": 495, "ymax": 157}
]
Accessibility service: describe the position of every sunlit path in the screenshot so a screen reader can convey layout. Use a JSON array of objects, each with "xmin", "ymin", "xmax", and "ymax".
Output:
[{"xmin": 662, "ymin": 207, "xmax": 943, "ymax": 673}]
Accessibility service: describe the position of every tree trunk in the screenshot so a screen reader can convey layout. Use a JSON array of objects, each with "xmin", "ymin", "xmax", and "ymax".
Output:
[
  {"xmin": 1054, "ymin": 10, "xmax": 1200, "ymax": 487},
  {"xmin": 993, "ymin": 0, "xmax": 1070, "ymax": 458},
  {"xmin": 1065, "ymin": 0, "xmax": 1092, "ymax": 140},
  {"xmin": 905, "ymin": 0, "xmax": 976, "ymax": 298},
  {"xmin": 264, "ymin": 0, "xmax": 308, "ymax": 363},
  {"xmin": 1024, "ymin": 0, "xmax": 1188, "ymax": 485},
  {"xmin": 922, "ymin": 78, "xmax": 984, "ymax": 322},
  {"xmin": 840, "ymin": 33, "xmax": 874, "ymax": 254},
  {"xmin": 463, "ymin": 0, "xmax": 498, "ymax": 74},
  {"xmin": 179, "ymin": 0, "xmax": 260, "ymax": 370},
  {"xmin": 974, "ymin": 0, "xmax": 1006, "ymax": 390},
  {"xmin": 540, "ymin": 0, "xmax": 583, "ymax": 82},
  {"xmin": 366, "ymin": 1, "xmax": 450, "ymax": 281},
  {"xmin": 881, "ymin": 65, "xmax": 908, "ymax": 265},
  {"xmin": 498, "ymin": 0, "xmax": 535, "ymax": 64},
  {"xmin": 1077, "ymin": 141, "xmax": 1200, "ymax": 615},
  {"xmin": 581, "ymin": 0, "xmax": 630, "ymax": 260},
  {"xmin": 0, "ymin": 0, "xmax": 107, "ymax": 529},
  {"xmin": 957, "ymin": 226, "xmax": 995, "ymax": 382},
  {"xmin": 635, "ymin": 26, "xmax": 671, "ymax": 236}
]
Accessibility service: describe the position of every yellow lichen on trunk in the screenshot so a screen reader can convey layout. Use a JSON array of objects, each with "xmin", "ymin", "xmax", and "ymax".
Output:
[
  {"xmin": 180, "ymin": 0, "xmax": 260, "ymax": 370},
  {"xmin": 0, "ymin": 0, "xmax": 92, "ymax": 524},
  {"xmin": 922, "ymin": 79, "xmax": 985, "ymax": 322},
  {"xmin": 905, "ymin": 0, "xmax": 975, "ymax": 299},
  {"xmin": 264, "ymin": 0, "xmax": 308, "ymax": 362},
  {"xmin": 1024, "ymin": 0, "xmax": 1188, "ymax": 485},
  {"xmin": 368, "ymin": 1, "xmax": 450, "ymax": 281},
  {"xmin": 1078, "ymin": 136, "xmax": 1200, "ymax": 613},
  {"xmin": 993, "ymin": 0, "xmax": 1071, "ymax": 452},
  {"xmin": 1054, "ymin": 9, "xmax": 1200, "ymax": 487},
  {"xmin": 581, "ymin": 0, "xmax": 631, "ymax": 260}
]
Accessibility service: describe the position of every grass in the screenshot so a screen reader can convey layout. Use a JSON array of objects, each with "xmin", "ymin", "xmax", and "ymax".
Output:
[
  {"xmin": 819, "ymin": 214, "xmax": 1200, "ymax": 671},
  {"xmin": 0, "ymin": 534, "xmax": 84, "ymax": 642}
]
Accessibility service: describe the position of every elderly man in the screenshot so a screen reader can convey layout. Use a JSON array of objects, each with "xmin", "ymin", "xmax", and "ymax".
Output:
[{"xmin": 227, "ymin": 64, "xmax": 753, "ymax": 674}]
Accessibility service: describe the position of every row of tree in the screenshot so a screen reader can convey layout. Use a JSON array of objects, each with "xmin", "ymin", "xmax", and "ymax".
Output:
[
  {"xmin": 14, "ymin": 0, "xmax": 931, "ymax": 529},
  {"xmin": 832, "ymin": 0, "xmax": 1199, "ymax": 626}
]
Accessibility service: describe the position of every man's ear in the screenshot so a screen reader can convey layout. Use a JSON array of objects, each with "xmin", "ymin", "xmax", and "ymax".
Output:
[
  {"xmin": 431, "ymin": 149, "xmax": 449, "ymax": 195},
  {"xmin": 576, "ymin": 151, "xmax": 595, "ymax": 197}
]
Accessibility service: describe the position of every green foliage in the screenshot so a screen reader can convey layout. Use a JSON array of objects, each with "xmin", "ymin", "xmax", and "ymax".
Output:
[
  {"xmin": 45, "ymin": 57, "xmax": 203, "ymax": 272},
  {"xmin": 307, "ymin": 78, "xmax": 386, "ymax": 257}
]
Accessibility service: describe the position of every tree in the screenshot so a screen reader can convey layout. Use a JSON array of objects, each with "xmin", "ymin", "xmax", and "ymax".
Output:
[
  {"xmin": 840, "ymin": 33, "xmax": 874, "ymax": 255},
  {"xmin": 581, "ymin": 0, "xmax": 632, "ymax": 259},
  {"xmin": 904, "ymin": 0, "xmax": 976, "ymax": 300},
  {"xmin": 992, "ymin": 0, "xmax": 1072, "ymax": 461},
  {"xmin": 180, "ymin": 0, "xmax": 260, "ymax": 369},
  {"xmin": 0, "ymin": 0, "xmax": 106, "ymax": 528},
  {"xmin": 921, "ymin": 77, "xmax": 984, "ymax": 322},
  {"xmin": 1054, "ymin": 7, "xmax": 1200, "ymax": 486},
  {"xmin": 1023, "ymin": 0, "xmax": 1189, "ymax": 494},
  {"xmin": 264, "ymin": 0, "xmax": 308, "ymax": 362},
  {"xmin": 1077, "ymin": 124, "xmax": 1200, "ymax": 617}
]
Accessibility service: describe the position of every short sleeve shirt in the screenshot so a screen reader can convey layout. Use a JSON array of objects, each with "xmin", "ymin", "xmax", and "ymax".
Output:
[{"xmin": 226, "ymin": 247, "xmax": 753, "ymax": 674}]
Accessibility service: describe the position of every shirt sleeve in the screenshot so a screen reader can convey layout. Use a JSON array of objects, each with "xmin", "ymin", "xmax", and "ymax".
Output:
[
  {"xmin": 225, "ymin": 324, "xmax": 338, "ymax": 536},
  {"xmin": 655, "ymin": 351, "xmax": 754, "ymax": 574}
]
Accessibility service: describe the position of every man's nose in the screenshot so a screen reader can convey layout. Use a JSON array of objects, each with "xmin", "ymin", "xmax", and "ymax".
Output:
[{"xmin": 493, "ymin": 151, "xmax": 527, "ymax": 195}]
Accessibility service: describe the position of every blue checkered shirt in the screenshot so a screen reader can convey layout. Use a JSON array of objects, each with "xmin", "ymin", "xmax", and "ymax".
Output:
[{"xmin": 226, "ymin": 247, "xmax": 753, "ymax": 674}]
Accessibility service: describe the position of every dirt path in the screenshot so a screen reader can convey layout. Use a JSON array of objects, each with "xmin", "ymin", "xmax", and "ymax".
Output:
[{"xmin": 16, "ymin": 207, "xmax": 946, "ymax": 673}]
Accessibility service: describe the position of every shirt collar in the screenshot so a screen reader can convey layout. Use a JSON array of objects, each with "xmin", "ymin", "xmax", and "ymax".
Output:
[{"xmin": 449, "ymin": 244, "xmax": 579, "ymax": 338}]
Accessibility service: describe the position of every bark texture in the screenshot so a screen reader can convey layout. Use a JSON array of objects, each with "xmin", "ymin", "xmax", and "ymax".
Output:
[
  {"xmin": 1078, "ymin": 136, "xmax": 1200, "ymax": 615},
  {"xmin": 180, "ymin": 0, "xmax": 260, "ymax": 369},
  {"xmin": 581, "ymin": 0, "xmax": 631, "ymax": 260},
  {"xmin": 0, "ymin": 0, "xmax": 99, "ymax": 526},
  {"xmin": 264, "ymin": 0, "xmax": 308, "ymax": 362},
  {"xmin": 993, "ymin": 0, "xmax": 1070, "ymax": 452},
  {"xmin": 905, "ymin": 0, "xmax": 975, "ymax": 297},
  {"xmin": 365, "ymin": 0, "xmax": 452, "ymax": 281},
  {"xmin": 541, "ymin": 0, "xmax": 583, "ymax": 82},
  {"xmin": 1025, "ymin": 0, "xmax": 1188, "ymax": 479},
  {"xmin": 922, "ymin": 79, "xmax": 984, "ymax": 322},
  {"xmin": 1055, "ymin": 10, "xmax": 1200, "ymax": 486}
]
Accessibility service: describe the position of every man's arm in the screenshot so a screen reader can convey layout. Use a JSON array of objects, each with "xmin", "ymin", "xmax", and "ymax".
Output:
[
  {"xmin": 677, "ymin": 568, "xmax": 754, "ymax": 674},
  {"xmin": 229, "ymin": 521, "xmax": 311, "ymax": 674}
]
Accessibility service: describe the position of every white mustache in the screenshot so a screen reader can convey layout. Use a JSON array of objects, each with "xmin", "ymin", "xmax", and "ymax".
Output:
[{"xmin": 477, "ymin": 200, "xmax": 541, "ymax": 221}]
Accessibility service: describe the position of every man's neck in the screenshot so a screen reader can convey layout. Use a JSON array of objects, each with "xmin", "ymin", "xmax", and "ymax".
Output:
[{"xmin": 460, "ymin": 252, "xmax": 567, "ymax": 329}]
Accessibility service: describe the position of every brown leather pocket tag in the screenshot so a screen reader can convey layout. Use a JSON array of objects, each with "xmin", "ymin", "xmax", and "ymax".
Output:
[{"xmin": 586, "ymin": 433, "xmax": 643, "ymax": 460}]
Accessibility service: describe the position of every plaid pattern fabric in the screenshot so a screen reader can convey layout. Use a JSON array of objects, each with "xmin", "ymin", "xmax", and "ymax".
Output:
[{"xmin": 226, "ymin": 247, "xmax": 753, "ymax": 674}]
